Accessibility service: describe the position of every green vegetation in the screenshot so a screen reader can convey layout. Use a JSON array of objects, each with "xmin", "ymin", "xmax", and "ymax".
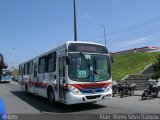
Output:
[
  {"xmin": 11, "ymin": 69, "xmax": 19, "ymax": 76},
  {"xmin": 151, "ymin": 54, "xmax": 160, "ymax": 79},
  {"xmin": 112, "ymin": 52, "xmax": 160, "ymax": 80}
]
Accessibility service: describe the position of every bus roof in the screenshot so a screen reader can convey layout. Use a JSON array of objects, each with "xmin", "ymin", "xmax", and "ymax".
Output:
[
  {"xmin": 2, "ymin": 69, "xmax": 10, "ymax": 72},
  {"xmin": 19, "ymin": 41, "xmax": 107, "ymax": 65},
  {"xmin": 66, "ymin": 41, "xmax": 106, "ymax": 47}
]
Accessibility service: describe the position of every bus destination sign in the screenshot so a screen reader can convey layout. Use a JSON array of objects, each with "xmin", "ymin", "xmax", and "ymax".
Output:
[
  {"xmin": 68, "ymin": 43, "xmax": 108, "ymax": 54},
  {"xmin": 77, "ymin": 46, "xmax": 97, "ymax": 52}
]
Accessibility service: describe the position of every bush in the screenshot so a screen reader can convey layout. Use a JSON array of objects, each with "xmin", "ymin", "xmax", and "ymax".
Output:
[
  {"xmin": 151, "ymin": 71, "xmax": 160, "ymax": 79},
  {"xmin": 152, "ymin": 54, "xmax": 160, "ymax": 79}
]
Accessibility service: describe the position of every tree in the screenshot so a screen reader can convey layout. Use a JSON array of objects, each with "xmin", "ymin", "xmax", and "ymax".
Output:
[
  {"xmin": 11, "ymin": 69, "xmax": 19, "ymax": 77},
  {"xmin": 152, "ymin": 54, "xmax": 160, "ymax": 79}
]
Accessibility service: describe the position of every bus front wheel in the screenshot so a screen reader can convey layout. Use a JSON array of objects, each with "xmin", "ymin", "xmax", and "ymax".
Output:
[{"xmin": 47, "ymin": 87, "xmax": 57, "ymax": 105}]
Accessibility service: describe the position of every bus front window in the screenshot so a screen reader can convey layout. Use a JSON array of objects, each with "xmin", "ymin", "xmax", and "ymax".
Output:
[{"xmin": 68, "ymin": 53, "xmax": 111, "ymax": 82}]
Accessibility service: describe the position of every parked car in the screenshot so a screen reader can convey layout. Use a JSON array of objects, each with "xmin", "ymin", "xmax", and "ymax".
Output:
[{"xmin": 12, "ymin": 76, "xmax": 18, "ymax": 82}]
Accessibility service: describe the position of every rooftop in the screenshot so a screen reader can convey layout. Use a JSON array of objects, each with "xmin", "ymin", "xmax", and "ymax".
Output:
[{"xmin": 113, "ymin": 46, "xmax": 160, "ymax": 54}]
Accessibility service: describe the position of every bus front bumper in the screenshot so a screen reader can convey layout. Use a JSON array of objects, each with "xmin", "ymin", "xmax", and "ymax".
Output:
[{"xmin": 66, "ymin": 92, "xmax": 112, "ymax": 105}]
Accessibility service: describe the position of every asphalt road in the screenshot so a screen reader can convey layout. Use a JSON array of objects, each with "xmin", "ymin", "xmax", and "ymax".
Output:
[{"xmin": 1, "ymin": 81, "xmax": 160, "ymax": 120}]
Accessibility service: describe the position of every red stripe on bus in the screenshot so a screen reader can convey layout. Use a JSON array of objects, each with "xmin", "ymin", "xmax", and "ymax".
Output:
[
  {"xmin": 27, "ymin": 81, "xmax": 48, "ymax": 87},
  {"xmin": 72, "ymin": 82, "xmax": 111, "ymax": 89}
]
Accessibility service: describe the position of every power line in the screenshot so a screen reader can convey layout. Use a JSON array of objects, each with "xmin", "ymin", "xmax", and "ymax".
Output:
[
  {"xmin": 90, "ymin": 0, "xmax": 135, "ymax": 15},
  {"xmin": 107, "ymin": 16, "xmax": 160, "ymax": 36},
  {"xmin": 108, "ymin": 29, "xmax": 160, "ymax": 44},
  {"xmin": 82, "ymin": 15, "xmax": 160, "ymax": 41},
  {"xmin": 82, "ymin": 25, "xmax": 160, "ymax": 43},
  {"xmin": 108, "ymin": 25, "xmax": 160, "ymax": 41},
  {"xmin": 86, "ymin": 25, "xmax": 160, "ymax": 45}
]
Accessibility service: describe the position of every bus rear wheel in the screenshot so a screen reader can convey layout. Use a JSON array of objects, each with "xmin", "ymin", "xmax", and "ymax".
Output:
[
  {"xmin": 25, "ymin": 84, "xmax": 28, "ymax": 93},
  {"xmin": 47, "ymin": 87, "xmax": 57, "ymax": 105}
]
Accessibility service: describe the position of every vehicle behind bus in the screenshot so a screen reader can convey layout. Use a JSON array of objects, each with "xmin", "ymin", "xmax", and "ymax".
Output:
[
  {"xmin": 19, "ymin": 41, "xmax": 112, "ymax": 105},
  {"xmin": 0, "ymin": 70, "xmax": 12, "ymax": 83}
]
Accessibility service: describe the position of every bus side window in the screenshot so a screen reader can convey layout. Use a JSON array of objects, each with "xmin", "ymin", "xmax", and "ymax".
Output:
[
  {"xmin": 29, "ymin": 61, "xmax": 33, "ymax": 75},
  {"xmin": 63, "ymin": 56, "xmax": 66, "ymax": 77},
  {"xmin": 48, "ymin": 52, "xmax": 56, "ymax": 73},
  {"xmin": 59, "ymin": 57, "xmax": 62, "ymax": 76},
  {"xmin": 21, "ymin": 67, "xmax": 24, "ymax": 78},
  {"xmin": 38, "ymin": 56, "xmax": 46, "ymax": 73},
  {"xmin": 27, "ymin": 62, "xmax": 30, "ymax": 74},
  {"xmin": 34, "ymin": 64, "xmax": 38, "ymax": 78},
  {"xmin": 19, "ymin": 66, "xmax": 21, "ymax": 75},
  {"xmin": 23, "ymin": 64, "xmax": 25, "ymax": 75}
]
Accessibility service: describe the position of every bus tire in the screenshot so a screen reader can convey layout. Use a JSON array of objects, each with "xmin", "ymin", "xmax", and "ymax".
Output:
[
  {"xmin": 120, "ymin": 90, "xmax": 124, "ymax": 98},
  {"xmin": 47, "ymin": 87, "xmax": 57, "ymax": 105},
  {"xmin": 142, "ymin": 91, "xmax": 148, "ymax": 100},
  {"xmin": 25, "ymin": 83, "xmax": 29, "ymax": 94}
]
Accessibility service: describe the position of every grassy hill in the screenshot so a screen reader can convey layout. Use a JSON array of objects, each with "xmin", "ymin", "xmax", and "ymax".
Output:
[{"xmin": 112, "ymin": 52, "xmax": 160, "ymax": 80}]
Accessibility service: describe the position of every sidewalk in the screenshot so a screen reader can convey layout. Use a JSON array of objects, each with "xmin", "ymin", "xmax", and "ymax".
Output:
[
  {"xmin": 134, "ymin": 90, "xmax": 143, "ymax": 96},
  {"xmin": 134, "ymin": 90, "xmax": 160, "ymax": 98}
]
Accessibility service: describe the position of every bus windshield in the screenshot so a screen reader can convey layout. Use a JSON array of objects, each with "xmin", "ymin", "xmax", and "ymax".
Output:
[{"xmin": 68, "ymin": 53, "xmax": 111, "ymax": 82}]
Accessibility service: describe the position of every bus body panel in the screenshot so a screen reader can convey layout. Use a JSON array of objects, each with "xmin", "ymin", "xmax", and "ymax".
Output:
[
  {"xmin": 0, "ymin": 69, "xmax": 12, "ymax": 83},
  {"xmin": 19, "ymin": 41, "xmax": 112, "ymax": 105}
]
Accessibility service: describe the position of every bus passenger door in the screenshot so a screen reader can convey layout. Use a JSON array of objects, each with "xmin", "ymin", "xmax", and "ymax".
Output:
[
  {"xmin": 33, "ymin": 63, "xmax": 38, "ymax": 94},
  {"xmin": 58, "ymin": 56, "xmax": 66, "ymax": 101}
]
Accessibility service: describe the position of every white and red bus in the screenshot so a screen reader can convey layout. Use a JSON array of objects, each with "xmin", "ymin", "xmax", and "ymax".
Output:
[{"xmin": 19, "ymin": 41, "xmax": 112, "ymax": 105}]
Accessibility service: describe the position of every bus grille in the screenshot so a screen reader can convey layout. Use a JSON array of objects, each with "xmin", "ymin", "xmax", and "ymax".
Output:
[
  {"xmin": 85, "ymin": 95, "xmax": 101, "ymax": 100},
  {"xmin": 82, "ymin": 89, "xmax": 103, "ymax": 93}
]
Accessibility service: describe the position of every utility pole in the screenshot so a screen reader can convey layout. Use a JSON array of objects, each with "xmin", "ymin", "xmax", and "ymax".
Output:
[
  {"xmin": 74, "ymin": 0, "xmax": 77, "ymax": 41},
  {"xmin": 102, "ymin": 25, "xmax": 106, "ymax": 46}
]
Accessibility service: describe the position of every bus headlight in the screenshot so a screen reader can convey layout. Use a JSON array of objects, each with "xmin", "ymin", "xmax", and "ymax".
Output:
[
  {"xmin": 68, "ymin": 85, "xmax": 82, "ymax": 95},
  {"xmin": 105, "ymin": 85, "xmax": 112, "ymax": 92}
]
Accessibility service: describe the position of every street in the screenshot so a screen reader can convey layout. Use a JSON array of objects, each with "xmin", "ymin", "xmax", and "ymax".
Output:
[{"xmin": 1, "ymin": 81, "xmax": 160, "ymax": 120}]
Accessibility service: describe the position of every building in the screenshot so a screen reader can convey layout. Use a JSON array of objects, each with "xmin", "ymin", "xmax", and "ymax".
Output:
[{"xmin": 113, "ymin": 46, "xmax": 160, "ymax": 55}]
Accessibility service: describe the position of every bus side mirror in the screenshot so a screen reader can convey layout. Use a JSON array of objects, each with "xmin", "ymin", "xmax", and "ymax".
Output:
[
  {"xmin": 109, "ymin": 52, "xmax": 114, "ymax": 63},
  {"xmin": 66, "ymin": 56, "xmax": 71, "ymax": 65}
]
